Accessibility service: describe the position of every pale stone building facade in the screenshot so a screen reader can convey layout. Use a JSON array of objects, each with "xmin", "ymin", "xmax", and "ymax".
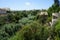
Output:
[
  {"xmin": 52, "ymin": 12, "xmax": 60, "ymax": 26},
  {"xmin": 0, "ymin": 8, "xmax": 10, "ymax": 14}
]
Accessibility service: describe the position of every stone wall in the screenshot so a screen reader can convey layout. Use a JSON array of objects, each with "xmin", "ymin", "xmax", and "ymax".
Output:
[{"xmin": 52, "ymin": 12, "xmax": 60, "ymax": 26}]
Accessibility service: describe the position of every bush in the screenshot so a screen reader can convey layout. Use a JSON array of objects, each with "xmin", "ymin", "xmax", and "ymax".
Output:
[
  {"xmin": 4, "ymin": 23, "xmax": 22, "ymax": 36},
  {"xmin": 9, "ymin": 21, "xmax": 50, "ymax": 40},
  {"xmin": 0, "ymin": 30, "xmax": 9, "ymax": 40}
]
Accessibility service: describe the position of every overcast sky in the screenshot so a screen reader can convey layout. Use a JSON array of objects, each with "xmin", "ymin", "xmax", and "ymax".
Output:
[{"xmin": 0, "ymin": 0, "xmax": 54, "ymax": 10}]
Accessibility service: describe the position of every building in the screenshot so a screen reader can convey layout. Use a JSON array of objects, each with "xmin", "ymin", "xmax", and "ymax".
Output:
[
  {"xmin": 0, "ymin": 8, "xmax": 10, "ymax": 16},
  {"xmin": 0, "ymin": 8, "xmax": 10, "ymax": 14},
  {"xmin": 39, "ymin": 11, "xmax": 48, "ymax": 15},
  {"xmin": 52, "ymin": 13, "xmax": 60, "ymax": 26}
]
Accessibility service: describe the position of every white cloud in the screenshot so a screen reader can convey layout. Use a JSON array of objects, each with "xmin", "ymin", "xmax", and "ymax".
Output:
[{"xmin": 25, "ymin": 2, "xmax": 31, "ymax": 6}]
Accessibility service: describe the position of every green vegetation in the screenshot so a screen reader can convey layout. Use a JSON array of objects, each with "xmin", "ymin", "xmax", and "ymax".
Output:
[
  {"xmin": 0, "ymin": 9, "xmax": 60, "ymax": 40},
  {"xmin": 9, "ymin": 21, "xmax": 50, "ymax": 40},
  {"xmin": 0, "ymin": 0, "xmax": 60, "ymax": 40},
  {"xmin": 0, "ymin": 10, "xmax": 52, "ymax": 40}
]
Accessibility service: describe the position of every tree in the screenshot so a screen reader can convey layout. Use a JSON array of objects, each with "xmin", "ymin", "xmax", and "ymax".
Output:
[
  {"xmin": 6, "ymin": 13, "xmax": 15, "ymax": 23},
  {"xmin": 47, "ymin": 0, "xmax": 60, "ymax": 14},
  {"xmin": 14, "ymin": 13, "xmax": 21, "ymax": 23},
  {"xmin": 54, "ymin": 0, "xmax": 59, "ymax": 7}
]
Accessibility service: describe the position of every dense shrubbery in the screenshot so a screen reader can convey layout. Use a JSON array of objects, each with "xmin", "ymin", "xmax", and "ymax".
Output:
[
  {"xmin": 0, "ymin": 23, "xmax": 22, "ymax": 40},
  {"xmin": 54, "ymin": 19, "xmax": 60, "ymax": 40},
  {"xmin": 9, "ymin": 21, "xmax": 50, "ymax": 40},
  {"xmin": 4, "ymin": 23, "xmax": 22, "ymax": 36},
  {"xmin": 0, "ymin": 8, "xmax": 59, "ymax": 40},
  {"xmin": 0, "ymin": 10, "xmax": 43, "ymax": 40},
  {"xmin": 0, "ymin": 0, "xmax": 60, "ymax": 40}
]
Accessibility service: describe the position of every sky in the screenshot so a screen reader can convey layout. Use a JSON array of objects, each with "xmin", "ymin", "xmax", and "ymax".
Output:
[{"xmin": 0, "ymin": 0, "xmax": 54, "ymax": 10}]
